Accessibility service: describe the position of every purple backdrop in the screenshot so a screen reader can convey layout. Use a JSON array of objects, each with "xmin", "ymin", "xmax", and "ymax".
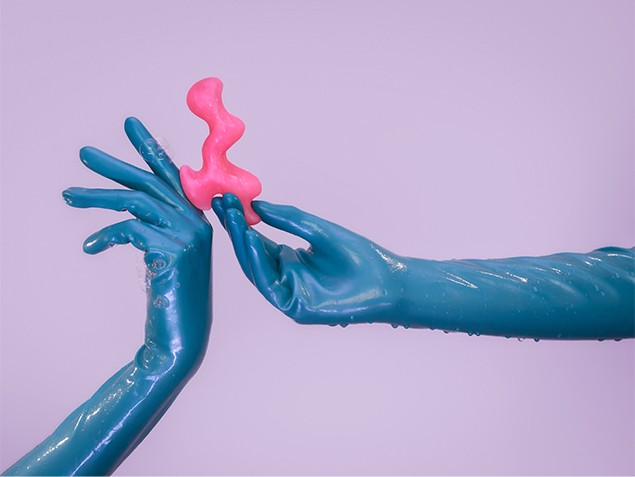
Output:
[{"xmin": 1, "ymin": 0, "xmax": 633, "ymax": 475}]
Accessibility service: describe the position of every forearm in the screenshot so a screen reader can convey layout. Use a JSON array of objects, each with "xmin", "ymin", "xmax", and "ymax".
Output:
[
  {"xmin": 3, "ymin": 352, "xmax": 192, "ymax": 475},
  {"xmin": 141, "ymin": 247, "xmax": 212, "ymax": 374},
  {"xmin": 4, "ymin": 252, "xmax": 212, "ymax": 476},
  {"xmin": 391, "ymin": 246, "xmax": 635, "ymax": 339}
]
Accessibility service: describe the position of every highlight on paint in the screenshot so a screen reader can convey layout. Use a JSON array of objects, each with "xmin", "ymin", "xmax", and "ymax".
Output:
[{"xmin": 180, "ymin": 77, "xmax": 262, "ymax": 224}]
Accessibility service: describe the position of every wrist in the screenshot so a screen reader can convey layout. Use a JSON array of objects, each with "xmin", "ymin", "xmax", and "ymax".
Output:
[
  {"xmin": 347, "ymin": 254, "xmax": 420, "ymax": 327},
  {"xmin": 143, "ymin": 243, "xmax": 212, "ymax": 373},
  {"xmin": 389, "ymin": 256, "xmax": 440, "ymax": 329}
]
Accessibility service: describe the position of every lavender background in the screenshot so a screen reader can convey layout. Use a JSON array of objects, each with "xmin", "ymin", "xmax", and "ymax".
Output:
[{"xmin": 1, "ymin": 0, "xmax": 633, "ymax": 475}]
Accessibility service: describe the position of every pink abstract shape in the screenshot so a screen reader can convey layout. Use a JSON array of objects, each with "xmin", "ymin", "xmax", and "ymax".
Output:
[{"xmin": 180, "ymin": 77, "xmax": 262, "ymax": 224}]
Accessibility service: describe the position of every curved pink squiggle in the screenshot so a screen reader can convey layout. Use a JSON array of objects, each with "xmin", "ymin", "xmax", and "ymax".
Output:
[{"xmin": 180, "ymin": 77, "xmax": 262, "ymax": 224}]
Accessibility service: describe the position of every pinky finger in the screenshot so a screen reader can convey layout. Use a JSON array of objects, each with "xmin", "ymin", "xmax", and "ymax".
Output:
[{"xmin": 83, "ymin": 219, "xmax": 172, "ymax": 255}]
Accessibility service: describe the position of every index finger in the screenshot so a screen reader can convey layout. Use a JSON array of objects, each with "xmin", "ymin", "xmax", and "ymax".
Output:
[
  {"xmin": 79, "ymin": 146, "xmax": 191, "ymax": 212},
  {"xmin": 124, "ymin": 117, "xmax": 186, "ymax": 197}
]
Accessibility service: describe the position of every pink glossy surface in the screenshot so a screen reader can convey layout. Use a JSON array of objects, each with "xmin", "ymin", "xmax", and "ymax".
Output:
[{"xmin": 180, "ymin": 77, "xmax": 262, "ymax": 224}]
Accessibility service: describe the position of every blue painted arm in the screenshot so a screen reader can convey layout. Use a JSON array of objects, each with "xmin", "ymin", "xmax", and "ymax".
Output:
[
  {"xmin": 3, "ymin": 118, "xmax": 212, "ymax": 476},
  {"xmin": 214, "ymin": 194, "xmax": 634, "ymax": 340}
]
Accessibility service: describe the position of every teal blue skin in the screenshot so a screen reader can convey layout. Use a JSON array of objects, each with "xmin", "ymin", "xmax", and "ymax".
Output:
[
  {"xmin": 3, "ymin": 118, "xmax": 212, "ymax": 476},
  {"xmin": 214, "ymin": 194, "xmax": 634, "ymax": 339}
]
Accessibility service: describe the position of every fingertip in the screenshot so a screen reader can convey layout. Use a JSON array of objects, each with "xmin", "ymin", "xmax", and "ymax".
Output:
[
  {"xmin": 82, "ymin": 235, "xmax": 104, "ymax": 255},
  {"xmin": 62, "ymin": 188, "xmax": 73, "ymax": 202},
  {"xmin": 61, "ymin": 188, "xmax": 78, "ymax": 206},
  {"xmin": 251, "ymin": 199, "xmax": 267, "ymax": 211},
  {"xmin": 124, "ymin": 116, "xmax": 150, "ymax": 142},
  {"xmin": 124, "ymin": 116, "xmax": 141, "ymax": 130},
  {"xmin": 222, "ymin": 193, "xmax": 245, "ymax": 214},
  {"xmin": 211, "ymin": 196, "xmax": 225, "ymax": 221},
  {"xmin": 78, "ymin": 146, "xmax": 92, "ymax": 163},
  {"xmin": 248, "ymin": 201, "xmax": 270, "ymax": 224},
  {"xmin": 124, "ymin": 116, "xmax": 136, "ymax": 128},
  {"xmin": 251, "ymin": 200, "xmax": 305, "ymax": 228},
  {"xmin": 251, "ymin": 200, "xmax": 283, "ymax": 218},
  {"xmin": 62, "ymin": 187, "xmax": 98, "ymax": 208},
  {"xmin": 79, "ymin": 146, "xmax": 106, "ymax": 168}
]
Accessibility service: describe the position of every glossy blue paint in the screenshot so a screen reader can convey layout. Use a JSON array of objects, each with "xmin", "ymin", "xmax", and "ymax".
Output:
[
  {"xmin": 3, "ymin": 118, "xmax": 212, "ymax": 476},
  {"xmin": 214, "ymin": 193, "xmax": 634, "ymax": 339}
]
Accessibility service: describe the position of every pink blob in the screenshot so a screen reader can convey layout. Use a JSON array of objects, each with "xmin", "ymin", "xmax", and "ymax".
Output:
[{"xmin": 180, "ymin": 77, "xmax": 262, "ymax": 224}]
